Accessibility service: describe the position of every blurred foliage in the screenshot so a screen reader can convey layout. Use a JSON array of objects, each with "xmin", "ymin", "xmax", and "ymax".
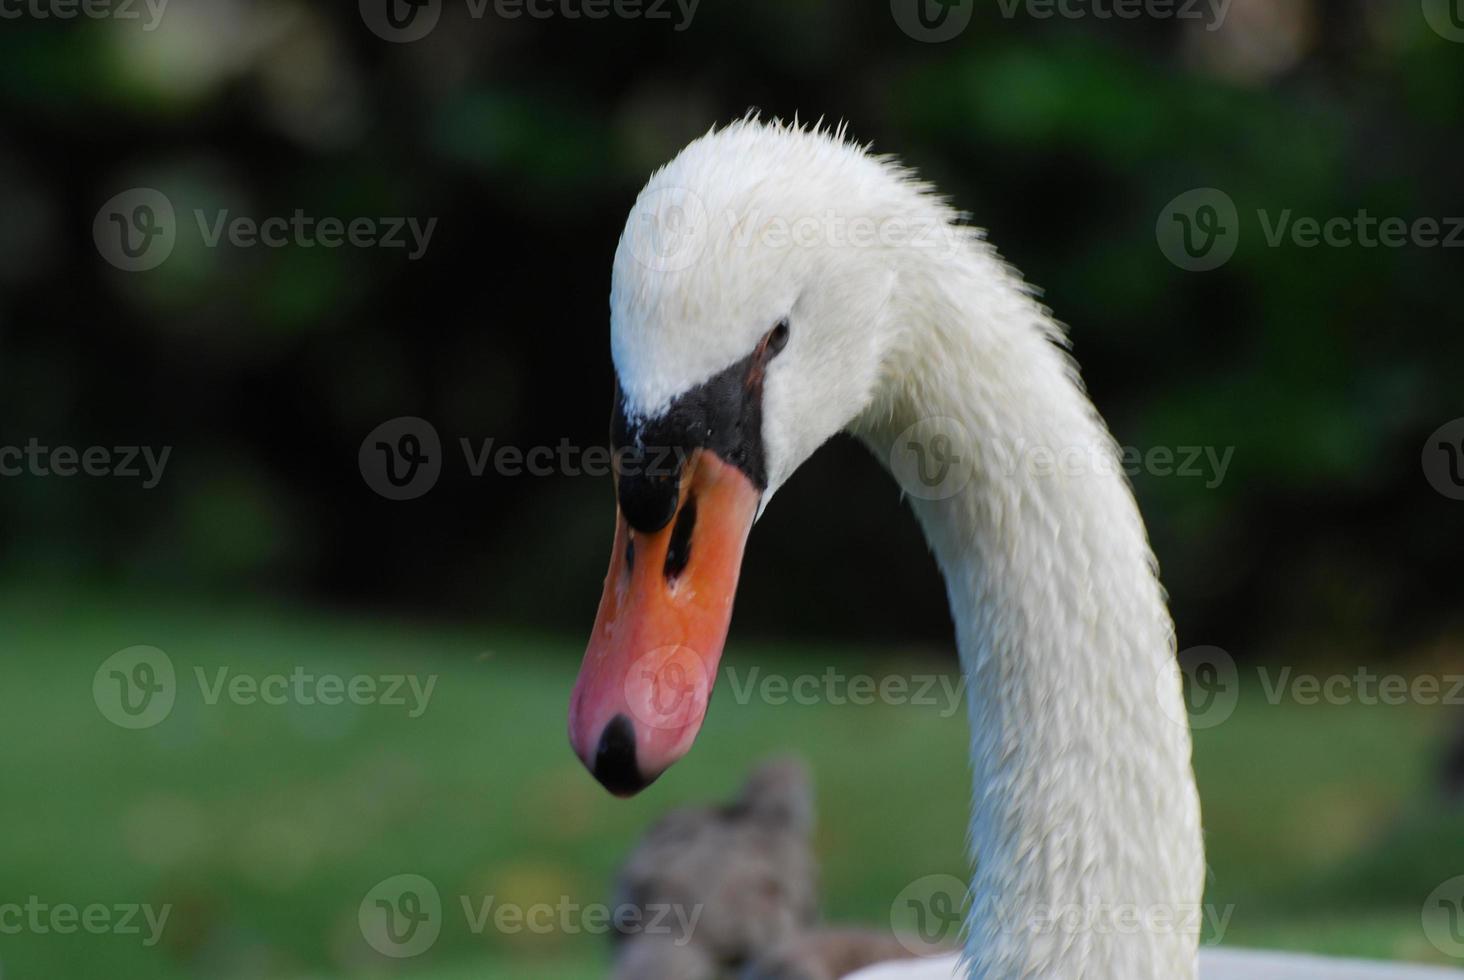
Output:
[{"xmin": 0, "ymin": 0, "xmax": 1461, "ymax": 665}]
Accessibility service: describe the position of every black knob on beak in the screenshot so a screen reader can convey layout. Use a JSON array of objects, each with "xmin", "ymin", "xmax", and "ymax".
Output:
[{"xmin": 593, "ymin": 714, "xmax": 653, "ymax": 797}]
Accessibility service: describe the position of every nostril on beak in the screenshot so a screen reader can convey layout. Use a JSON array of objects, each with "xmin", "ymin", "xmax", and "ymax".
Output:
[{"xmin": 593, "ymin": 714, "xmax": 652, "ymax": 797}]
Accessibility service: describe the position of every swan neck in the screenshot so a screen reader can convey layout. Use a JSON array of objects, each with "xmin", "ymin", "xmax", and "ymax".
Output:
[{"xmin": 864, "ymin": 254, "xmax": 1205, "ymax": 978}]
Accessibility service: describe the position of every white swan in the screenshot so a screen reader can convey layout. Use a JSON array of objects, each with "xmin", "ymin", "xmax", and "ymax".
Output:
[
  {"xmin": 847, "ymin": 949, "xmax": 1464, "ymax": 980},
  {"xmin": 566, "ymin": 118, "xmax": 1460, "ymax": 979}
]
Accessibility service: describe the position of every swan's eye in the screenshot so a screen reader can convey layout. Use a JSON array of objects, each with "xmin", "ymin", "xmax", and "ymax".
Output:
[{"xmin": 766, "ymin": 319, "xmax": 790, "ymax": 356}]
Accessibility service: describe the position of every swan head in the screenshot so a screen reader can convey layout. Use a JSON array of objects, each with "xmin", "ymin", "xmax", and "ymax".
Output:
[{"xmin": 569, "ymin": 120, "xmax": 936, "ymax": 795}]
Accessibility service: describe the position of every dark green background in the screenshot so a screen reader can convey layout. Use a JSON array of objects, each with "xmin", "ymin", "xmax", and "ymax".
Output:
[{"xmin": 1, "ymin": 1, "xmax": 1462, "ymax": 977}]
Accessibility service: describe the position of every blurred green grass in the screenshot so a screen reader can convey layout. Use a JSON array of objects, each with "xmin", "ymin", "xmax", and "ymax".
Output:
[{"xmin": 0, "ymin": 591, "xmax": 1460, "ymax": 978}]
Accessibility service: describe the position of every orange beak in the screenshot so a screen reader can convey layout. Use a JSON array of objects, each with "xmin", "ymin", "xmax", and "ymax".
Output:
[{"xmin": 568, "ymin": 448, "xmax": 761, "ymax": 795}]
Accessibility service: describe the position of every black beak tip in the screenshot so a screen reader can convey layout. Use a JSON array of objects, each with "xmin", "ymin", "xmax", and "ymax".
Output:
[{"xmin": 593, "ymin": 714, "xmax": 655, "ymax": 797}]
